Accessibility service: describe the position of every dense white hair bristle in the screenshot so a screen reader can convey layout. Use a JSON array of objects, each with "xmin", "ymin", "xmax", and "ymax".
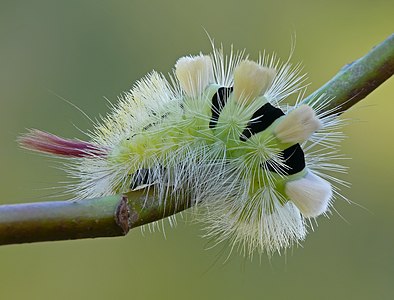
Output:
[
  {"xmin": 274, "ymin": 104, "xmax": 322, "ymax": 144},
  {"xmin": 233, "ymin": 60, "xmax": 276, "ymax": 104},
  {"xmin": 175, "ymin": 54, "xmax": 213, "ymax": 98},
  {"xmin": 285, "ymin": 170, "xmax": 332, "ymax": 218}
]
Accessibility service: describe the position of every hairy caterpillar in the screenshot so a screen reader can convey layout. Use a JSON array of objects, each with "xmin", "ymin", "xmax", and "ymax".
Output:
[{"xmin": 20, "ymin": 44, "xmax": 346, "ymax": 256}]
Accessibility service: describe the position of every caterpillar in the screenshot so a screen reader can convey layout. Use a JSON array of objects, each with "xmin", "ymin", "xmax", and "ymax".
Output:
[{"xmin": 19, "ymin": 44, "xmax": 346, "ymax": 256}]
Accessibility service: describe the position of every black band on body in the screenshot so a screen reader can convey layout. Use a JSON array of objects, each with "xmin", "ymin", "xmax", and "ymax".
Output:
[
  {"xmin": 238, "ymin": 102, "xmax": 305, "ymax": 175},
  {"xmin": 209, "ymin": 87, "xmax": 233, "ymax": 129},
  {"xmin": 240, "ymin": 103, "xmax": 285, "ymax": 141},
  {"xmin": 267, "ymin": 144, "xmax": 306, "ymax": 175}
]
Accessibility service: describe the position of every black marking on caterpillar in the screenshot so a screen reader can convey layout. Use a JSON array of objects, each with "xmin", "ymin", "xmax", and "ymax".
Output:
[
  {"xmin": 240, "ymin": 103, "xmax": 306, "ymax": 175},
  {"xmin": 241, "ymin": 103, "xmax": 285, "ymax": 141},
  {"xmin": 267, "ymin": 144, "xmax": 305, "ymax": 175},
  {"xmin": 209, "ymin": 87, "xmax": 233, "ymax": 129}
]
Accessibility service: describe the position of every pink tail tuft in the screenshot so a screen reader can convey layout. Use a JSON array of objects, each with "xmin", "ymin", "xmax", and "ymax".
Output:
[{"xmin": 19, "ymin": 129, "xmax": 107, "ymax": 158}]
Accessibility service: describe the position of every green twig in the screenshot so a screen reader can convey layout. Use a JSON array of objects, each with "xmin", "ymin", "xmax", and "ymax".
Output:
[
  {"xmin": 0, "ymin": 190, "xmax": 189, "ymax": 245},
  {"xmin": 0, "ymin": 34, "xmax": 393, "ymax": 246},
  {"xmin": 302, "ymin": 33, "xmax": 394, "ymax": 113},
  {"xmin": 0, "ymin": 195, "xmax": 128, "ymax": 244}
]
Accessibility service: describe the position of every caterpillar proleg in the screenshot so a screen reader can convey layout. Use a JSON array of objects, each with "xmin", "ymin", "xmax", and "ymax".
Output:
[{"xmin": 19, "ymin": 43, "xmax": 346, "ymax": 256}]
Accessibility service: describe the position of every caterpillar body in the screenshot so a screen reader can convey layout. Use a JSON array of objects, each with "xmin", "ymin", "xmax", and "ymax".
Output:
[{"xmin": 20, "ymin": 45, "xmax": 346, "ymax": 256}]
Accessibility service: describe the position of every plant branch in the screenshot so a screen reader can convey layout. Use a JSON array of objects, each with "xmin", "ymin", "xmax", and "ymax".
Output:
[
  {"xmin": 0, "ymin": 195, "xmax": 128, "ymax": 244},
  {"xmin": 0, "ymin": 34, "xmax": 393, "ymax": 246},
  {"xmin": 0, "ymin": 190, "xmax": 189, "ymax": 245},
  {"xmin": 302, "ymin": 33, "xmax": 394, "ymax": 113}
]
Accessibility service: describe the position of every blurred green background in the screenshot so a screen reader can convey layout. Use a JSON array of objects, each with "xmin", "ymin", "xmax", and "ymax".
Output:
[{"xmin": 0, "ymin": 0, "xmax": 393, "ymax": 299}]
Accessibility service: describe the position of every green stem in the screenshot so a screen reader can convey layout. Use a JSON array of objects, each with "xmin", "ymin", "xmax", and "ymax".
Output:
[
  {"xmin": 0, "ymin": 34, "xmax": 393, "ymax": 246},
  {"xmin": 0, "ymin": 195, "xmax": 128, "ymax": 245},
  {"xmin": 0, "ymin": 190, "xmax": 188, "ymax": 245},
  {"xmin": 302, "ymin": 34, "xmax": 394, "ymax": 113}
]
